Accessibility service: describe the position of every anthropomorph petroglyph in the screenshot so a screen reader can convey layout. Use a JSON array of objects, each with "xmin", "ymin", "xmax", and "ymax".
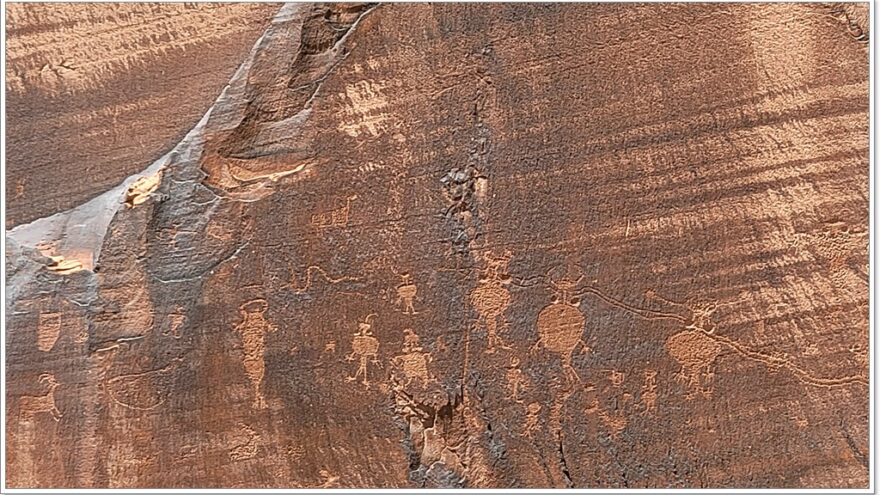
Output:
[
  {"xmin": 641, "ymin": 369, "xmax": 658, "ymax": 416},
  {"xmin": 532, "ymin": 266, "xmax": 589, "ymax": 383},
  {"xmin": 395, "ymin": 273, "xmax": 419, "ymax": 315},
  {"xmin": 524, "ymin": 402, "xmax": 542, "ymax": 438},
  {"xmin": 470, "ymin": 251, "xmax": 513, "ymax": 353},
  {"xmin": 346, "ymin": 314, "xmax": 380, "ymax": 388},
  {"xmin": 37, "ymin": 312, "xmax": 62, "ymax": 352},
  {"xmin": 506, "ymin": 356, "xmax": 528, "ymax": 403},
  {"xmin": 234, "ymin": 299, "xmax": 277, "ymax": 409},
  {"xmin": 665, "ymin": 330, "xmax": 722, "ymax": 399},
  {"xmin": 19, "ymin": 373, "xmax": 62, "ymax": 422},
  {"xmin": 391, "ymin": 329, "xmax": 434, "ymax": 388}
]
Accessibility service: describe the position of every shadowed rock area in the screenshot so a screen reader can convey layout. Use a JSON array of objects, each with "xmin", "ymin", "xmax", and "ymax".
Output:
[{"xmin": 4, "ymin": 2, "xmax": 869, "ymax": 489}]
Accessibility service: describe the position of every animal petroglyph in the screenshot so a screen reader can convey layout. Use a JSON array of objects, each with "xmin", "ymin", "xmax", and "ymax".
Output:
[
  {"xmin": 310, "ymin": 195, "xmax": 358, "ymax": 234},
  {"xmin": 37, "ymin": 312, "xmax": 62, "ymax": 351},
  {"xmin": 106, "ymin": 358, "xmax": 183, "ymax": 411},
  {"xmin": 19, "ymin": 374, "xmax": 62, "ymax": 422},
  {"xmin": 665, "ymin": 330, "xmax": 723, "ymax": 399},
  {"xmin": 532, "ymin": 268, "xmax": 589, "ymax": 383},
  {"xmin": 234, "ymin": 299, "xmax": 277, "ymax": 409},
  {"xmin": 470, "ymin": 251, "xmax": 514, "ymax": 353},
  {"xmin": 391, "ymin": 329, "xmax": 434, "ymax": 389},
  {"xmin": 346, "ymin": 314, "xmax": 380, "ymax": 388}
]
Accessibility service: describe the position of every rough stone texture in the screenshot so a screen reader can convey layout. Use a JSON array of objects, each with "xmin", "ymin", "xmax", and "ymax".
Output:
[
  {"xmin": 4, "ymin": 2, "xmax": 280, "ymax": 228},
  {"xmin": 4, "ymin": 2, "xmax": 869, "ymax": 489}
]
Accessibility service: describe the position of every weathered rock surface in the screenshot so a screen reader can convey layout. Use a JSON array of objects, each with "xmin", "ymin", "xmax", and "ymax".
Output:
[
  {"xmin": 4, "ymin": 3, "xmax": 280, "ymax": 227},
  {"xmin": 5, "ymin": 3, "xmax": 869, "ymax": 488}
]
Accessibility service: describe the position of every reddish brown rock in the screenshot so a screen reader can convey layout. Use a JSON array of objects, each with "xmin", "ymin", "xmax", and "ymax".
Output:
[{"xmin": 5, "ymin": 2, "xmax": 869, "ymax": 489}]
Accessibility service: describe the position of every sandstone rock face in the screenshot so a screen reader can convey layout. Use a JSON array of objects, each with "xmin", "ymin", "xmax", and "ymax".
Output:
[
  {"xmin": 4, "ymin": 3, "xmax": 869, "ymax": 489},
  {"xmin": 4, "ymin": 3, "xmax": 280, "ymax": 227}
]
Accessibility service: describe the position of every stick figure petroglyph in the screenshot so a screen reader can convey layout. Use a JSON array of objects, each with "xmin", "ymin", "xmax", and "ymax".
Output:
[
  {"xmin": 234, "ymin": 299, "xmax": 277, "ymax": 409},
  {"xmin": 346, "ymin": 314, "xmax": 380, "ymax": 388}
]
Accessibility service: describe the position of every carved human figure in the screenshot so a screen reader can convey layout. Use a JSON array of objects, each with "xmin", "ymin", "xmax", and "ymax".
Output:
[
  {"xmin": 391, "ymin": 329, "xmax": 434, "ymax": 388},
  {"xmin": 665, "ymin": 330, "xmax": 722, "ymax": 399},
  {"xmin": 234, "ymin": 299, "xmax": 277, "ymax": 409},
  {"xmin": 524, "ymin": 402, "xmax": 542, "ymax": 438},
  {"xmin": 505, "ymin": 356, "xmax": 528, "ymax": 403},
  {"xmin": 532, "ymin": 269, "xmax": 589, "ymax": 383},
  {"xmin": 346, "ymin": 314, "xmax": 380, "ymax": 388},
  {"xmin": 641, "ymin": 369, "xmax": 658, "ymax": 416},
  {"xmin": 470, "ymin": 251, "xmax": 513, "ymax": 353},
  {"xmin": 395, "ymin": 273, "xmax": 418, "ymax": 315}
]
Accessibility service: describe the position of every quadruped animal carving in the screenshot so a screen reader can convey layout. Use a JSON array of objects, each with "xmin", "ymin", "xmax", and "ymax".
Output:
[{"xmin": 19, "ymin": 374, "xmax": 62, "ymax": 422}]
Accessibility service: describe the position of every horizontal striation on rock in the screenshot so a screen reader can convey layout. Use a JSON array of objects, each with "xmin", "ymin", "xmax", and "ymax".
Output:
[{"xmin": 4, "ymin": 2, "xmax": 869, "ymax": 489}]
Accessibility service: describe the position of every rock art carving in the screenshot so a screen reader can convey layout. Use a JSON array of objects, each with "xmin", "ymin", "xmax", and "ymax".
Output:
[
  {"xmin": 105, "ymin": 358, "xmax": 184, "ymax": 411},
  {"xmin": 234, "ymin": 299, "xmax": 277, "ymax": 409},
  {"xmin": 19, "ymin": 374, "xmax": 62, "ymax": 422},
  {"xmin": 36, "ymin": 312, "xmax": 62, "ymax": 351},
  {"xmin": 505, "ymin": 356, "xmax": 528, "ymax": 403},
  {"xmin": 532, "ymin": 267, "xmax": 589, "ymax": 383},
  {"xmin": 470, "ymin": 251, "xmax": 514, "ymax": 353},
  {"xmin": 395, "ymin": 273, "xmax": 419, "ymax": 315},
  {"xmin": 346, "ymin": 314, "xmax": 380, "ymax": 388},
  {"xmin": 665, "ymin": 330, "xmax": 723, "ymax": 399},
  {"xmin": 641, "ymin": 369, "xmax": 658, "ymax": 416},
  {"xmin": 523, "ymin": 402, "xmax": 542, "ymax": 438},
  {"xmin": 229, "ymin": 423, "xmax": 259, "ymax": 461},
  {"xmin": 391, "ymin": 329, "xmax": 434, "ymax": 389}
]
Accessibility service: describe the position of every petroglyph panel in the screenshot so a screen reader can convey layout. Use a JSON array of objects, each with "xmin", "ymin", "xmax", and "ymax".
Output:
[{"xmin": 5, "ymin": 2, "xmax": 868, "ymax": 490}]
